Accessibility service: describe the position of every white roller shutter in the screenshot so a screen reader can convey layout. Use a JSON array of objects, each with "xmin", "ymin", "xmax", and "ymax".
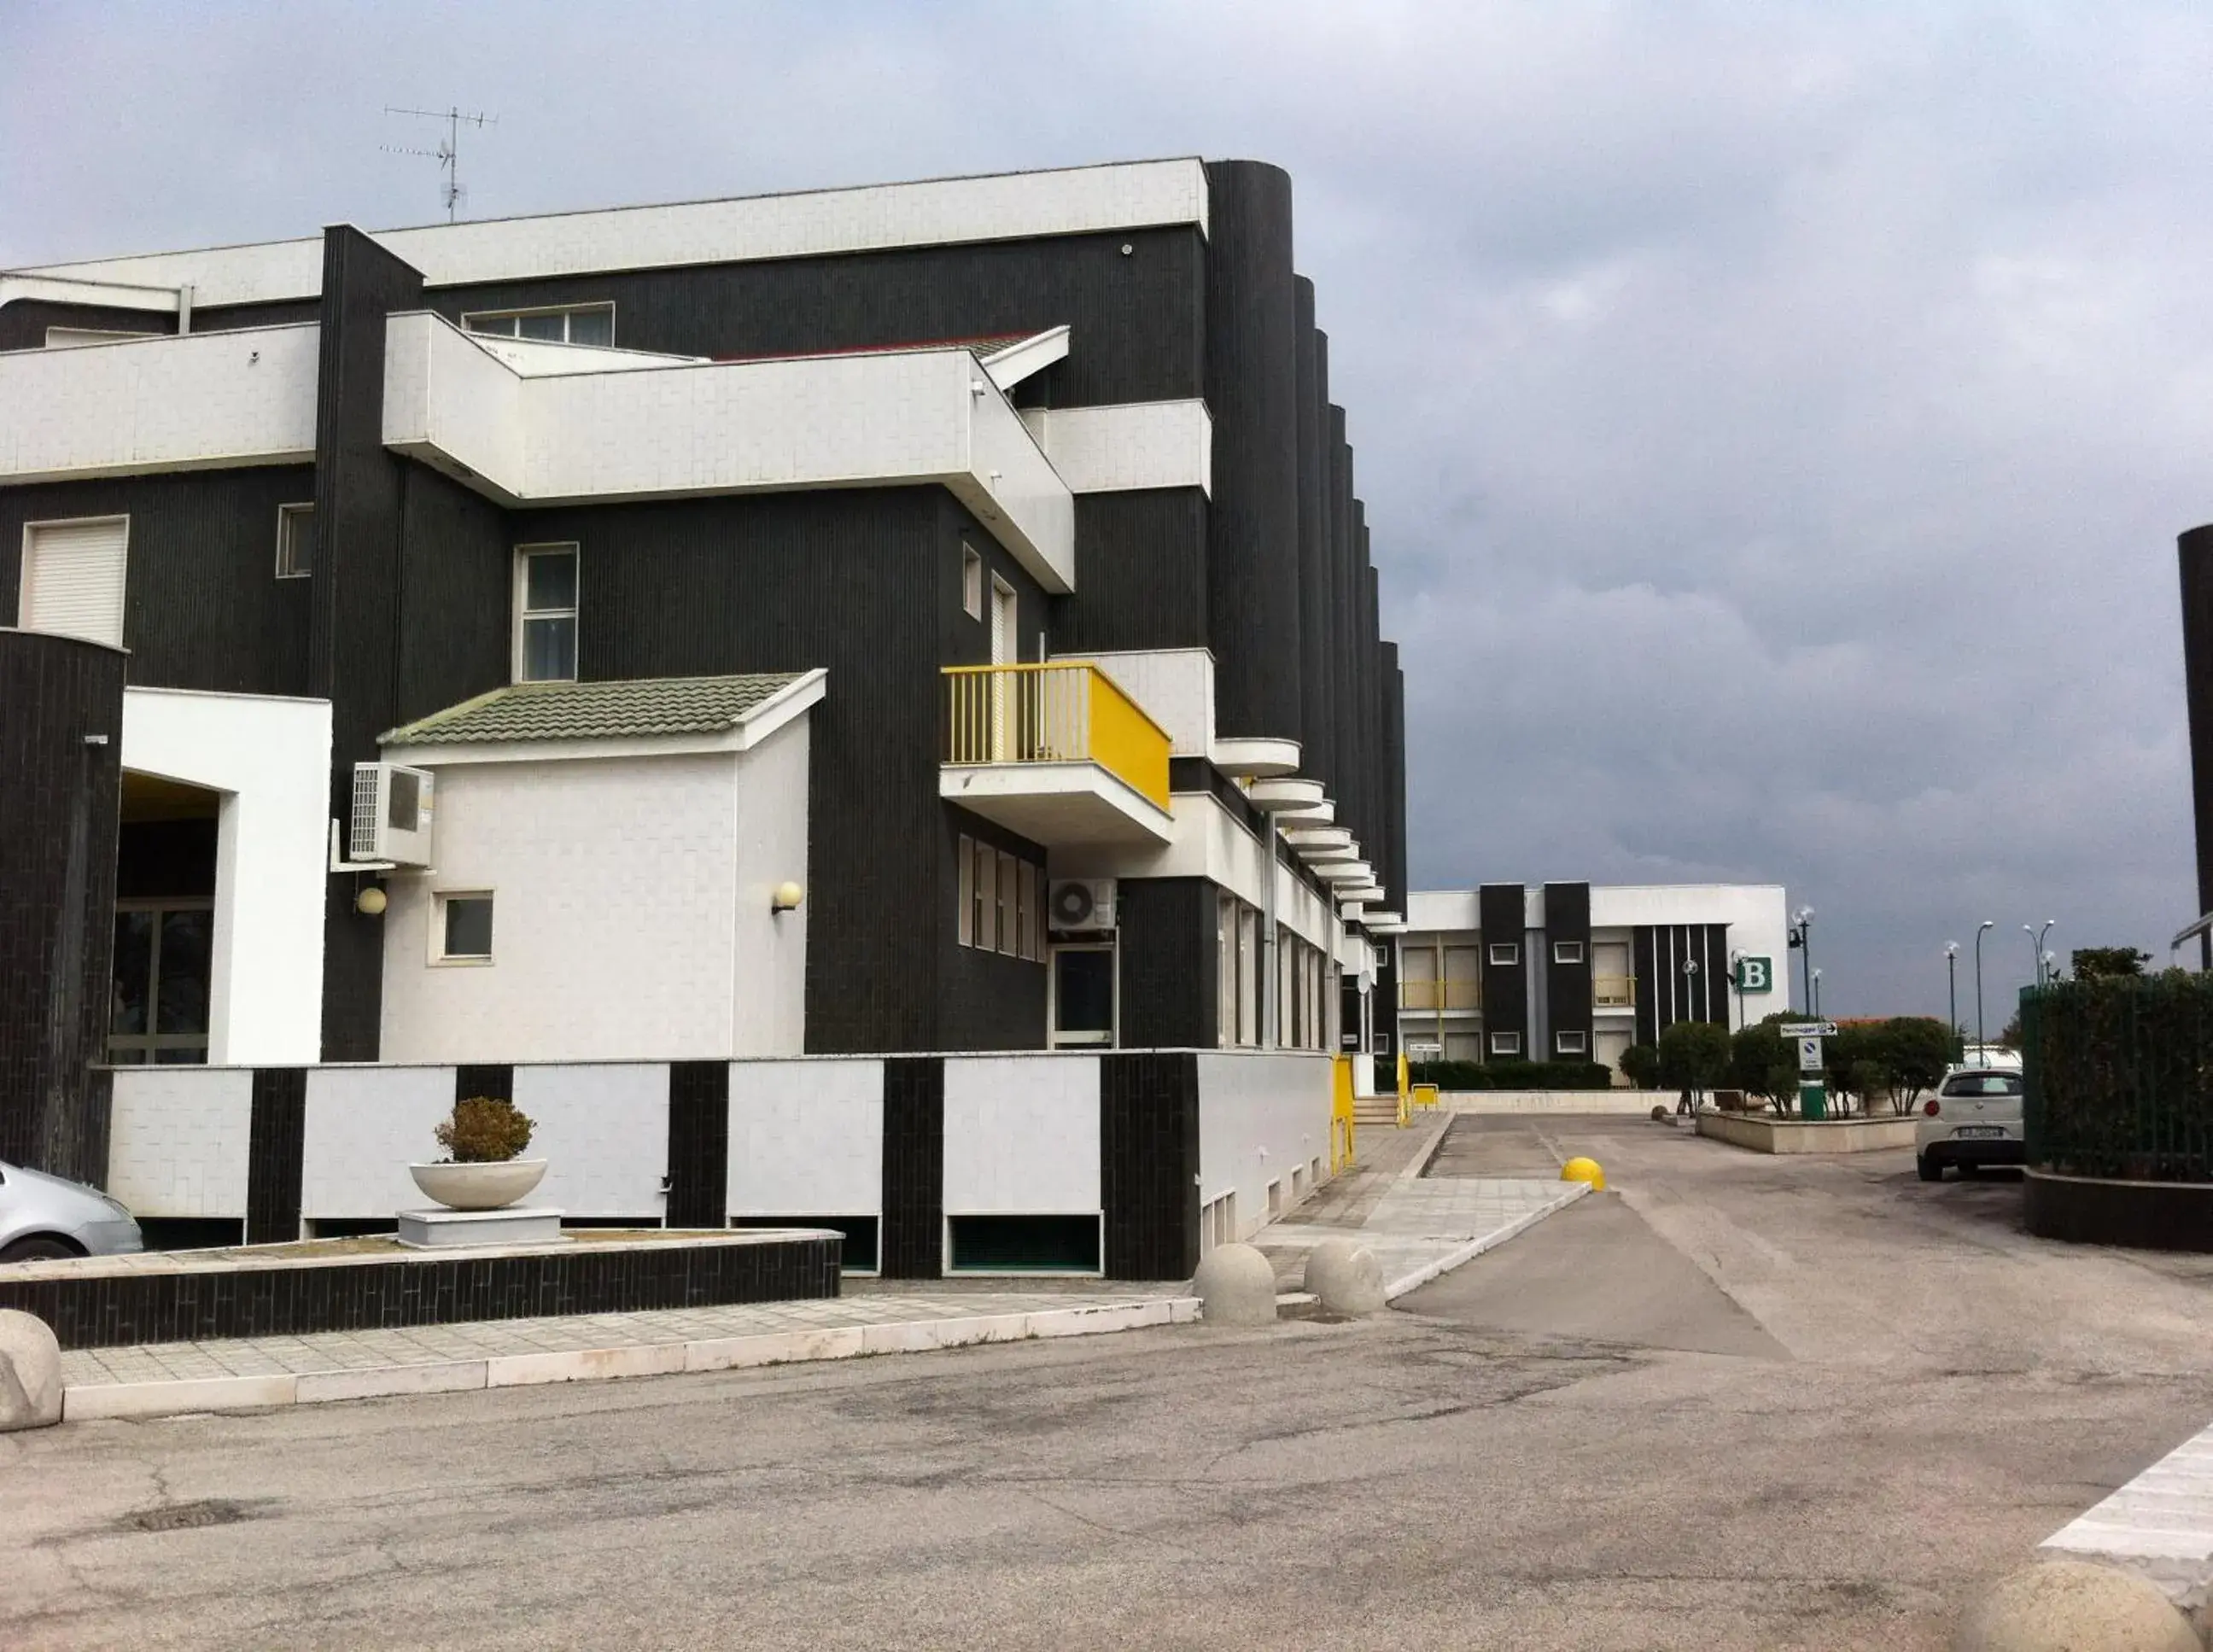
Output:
[{"xmin": 21, "ymin": 517, "xmax": 128, "ymax": 647}]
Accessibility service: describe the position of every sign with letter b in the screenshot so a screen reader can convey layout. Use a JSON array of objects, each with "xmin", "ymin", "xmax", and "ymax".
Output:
[{"xmin": 1736, "ymin": 956, "xmax": 1773, "ymax": 993}]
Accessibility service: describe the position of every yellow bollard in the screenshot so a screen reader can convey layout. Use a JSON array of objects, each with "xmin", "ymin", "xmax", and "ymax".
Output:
[{"xmin": 1560, "ymin": 1156, "xmax": 1606, "ymax": 1192}]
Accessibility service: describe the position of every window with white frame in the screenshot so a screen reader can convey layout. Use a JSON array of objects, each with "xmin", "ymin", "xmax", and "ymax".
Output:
[
  {"xmin": 463, "ymin": 304, "xmax": 615, "ymax": 346},
  {"xmin": 1488, "ymin": 942, "xmax": 1520, "ymax": 966},
  {"xmin": 20, "ymin": 516, "xmax": 128, "ymax": 646},
  {"xmin": 435, "ymin": 893, "xmax": 495, "ymax": 962},
  {"xmin": 276, "ymin": 503, "xmax": 314, "ymax": 578},
  {"xmin": 961, "ymin": 543, "xmax": 984, "ymax": 620},
  {"xmin": 1556, "ymin": 1029, "xmax": 1589, "ymax": 1055},
  {"xmin": 514, "ymin": 545, "xmax": 578, "ymax": 682},
  {"xmin": 1490, "ymin": 1030, "xmax": 1521, "ymax": 1056},
  {"xmin": 1552, "ymin": 939, "xmax": 1584, "ymax": 965}
]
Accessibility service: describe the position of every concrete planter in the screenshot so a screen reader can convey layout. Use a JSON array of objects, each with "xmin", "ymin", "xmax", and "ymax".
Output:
[
  {"xmin": 2024, "ymin": 1168, "xmax": 2213, "ymax": 1252},
  {"xmin": 407, "ymin": 1159, "xmax": 547, "ymax": 1211},
  {"xmin": 1696, "ymin": 1112, "xmax": 1918, "ymax": 1155}
]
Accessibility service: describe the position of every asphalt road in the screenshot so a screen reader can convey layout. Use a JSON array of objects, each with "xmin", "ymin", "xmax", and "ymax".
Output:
[{"xmin": 11, "ymin": 1115, "xmax": 2213, "ymax": 1651}]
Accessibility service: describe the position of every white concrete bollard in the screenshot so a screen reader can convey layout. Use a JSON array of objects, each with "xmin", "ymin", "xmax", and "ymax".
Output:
[
  {"xmin": 1953, "ymin": 1560, "xmax": 2197, "ymax": 1652},
  {"xmin": 0, "ymin": 1309, "xmax": 63, "ymax": 1432},
  {"xmin": 1193, "ymin": 1243, "xmax": 1278, "ymax": 1326},
  {"xmin": 1301, "ymin": 1237, "xmax": 1386, "ymax": 1315}
]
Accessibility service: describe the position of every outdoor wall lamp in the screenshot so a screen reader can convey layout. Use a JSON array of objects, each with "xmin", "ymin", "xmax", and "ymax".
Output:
[
  {"xmin": 771, "ymin": 881, "xmax": 805, "ymax": 914},
  {"xmin": 355, "ymin": 884, "xmax": 388, "ymax": 917}
]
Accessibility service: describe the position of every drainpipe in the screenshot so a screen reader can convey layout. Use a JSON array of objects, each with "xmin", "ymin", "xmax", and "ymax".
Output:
[
  {"xmin": 177, "ymin": 284, "xmax": 193, "ymax": 336},
  {"xmin": 1260, "ymin": 807, "xmax": 1281, "ymax": 1048}
]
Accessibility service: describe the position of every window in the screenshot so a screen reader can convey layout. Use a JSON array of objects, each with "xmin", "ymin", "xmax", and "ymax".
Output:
[
  {"xmin": 463, "ymin": 304, "xmax": 615, "ymax": 346},
  {"xmin": 1051, "ymin": 945, "xmax": 1116, "ymax": 1047},
  {"xmin": 1490, "ymin": 1030, "xmax": 1521, "ymax": 1056},
  {"xmin": 275, "ymin": 503, "xmax": 314, "ymax": 578},
  {"xmin": 996, "ymin": 853, "xmax": 1018, "ymax": 957},
  {"xmin": 108, "ymin": 901, "xmax": 213, "ymax": 1065},
  {"xmin": 1556, "ymin": 1030, "xmax": 1588, "ymax": 1055},
  {"xmin": 437, "ymin": 894, "xmax": 495, "ymax": 962},
  {"xmin": 957, "ymin": 835, "xmax": 975, "ymax": 947},
  {"xmin": 1487, "ymin": 942, "xmax": 1521, "ymax": 966},
  {"xmin": 1941, "ymin": 1072, "xmax": 2024, "ymax": 1097},
  {"xmin": 972, "ymin": 842, "xmax": 996, "ymax": 952},
  {"xmin": 961, "ymin": 544, "xmax": 984, "ymax": 620},
  {"xmin": 1018, "ymin": 862, "xmax": 1039, "ymax": 961},
  {"xmin": 20, "ymin": 516, "xmax": 128, "ymax": 646},
  {"xmin": 1552, "ymin": 940, "xmax": 1585, "ymax": 966},
  {"xmin": 515, "ymin": 545, "xmax": 578, "ymax": 682}
]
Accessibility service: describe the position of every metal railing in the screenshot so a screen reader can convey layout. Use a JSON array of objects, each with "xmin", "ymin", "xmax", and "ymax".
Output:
[
  {"xmin": 1593, "ymin": 974, "xmax": 1637, "ymax": 1007},
  {"xmin": 943, "ymin": 662, "xmax": 1171, "ymax": 809},
  {"xmin": 1398, "ymin": 979, "xmax": 1480, "ymax": 1011}
]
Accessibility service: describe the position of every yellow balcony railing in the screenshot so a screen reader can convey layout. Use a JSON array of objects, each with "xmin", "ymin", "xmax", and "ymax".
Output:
[
  {"xmin": 943, "ymin": 662, "xmax": 1171, "ymax": 811},
  {"xmin": 1594, "ymin": 974, "xmax": 1636, "ymax": 1007},
  {"xmin": 1399, "ymin": 979, "xmax": 1480, "ymax": 1011}
]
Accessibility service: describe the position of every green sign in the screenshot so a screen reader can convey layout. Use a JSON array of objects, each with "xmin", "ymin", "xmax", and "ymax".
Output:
[{"xmin": 1736, "ymin": 955, "xmax": 1774, "ymax": 993}]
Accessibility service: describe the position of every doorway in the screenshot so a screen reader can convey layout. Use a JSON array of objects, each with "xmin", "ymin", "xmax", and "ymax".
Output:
[{"xmin": 109, "ymin": 772, "xmax": 220, "ymax": 1065}]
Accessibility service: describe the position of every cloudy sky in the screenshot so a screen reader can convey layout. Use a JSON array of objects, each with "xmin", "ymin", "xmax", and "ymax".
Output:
[{"xmin": 7, "ymin": 1, "xmax": 2207, "ymax": 1023}]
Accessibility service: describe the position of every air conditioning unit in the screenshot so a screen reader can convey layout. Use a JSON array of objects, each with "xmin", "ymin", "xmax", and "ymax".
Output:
[
  {"xmin": 351, "ymin": 762, "xmax": 436, "ymax": 866},
  {"xmin": 1048, "ymin": 878, "xmax": 1117, "ymax": 933}
]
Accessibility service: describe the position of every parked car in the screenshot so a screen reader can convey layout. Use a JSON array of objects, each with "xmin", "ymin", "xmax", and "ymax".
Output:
[
  {"xmin": 0, "ymin": 1159, "xmax": 143, "ymax": 1262},
  {"xmin": 1915, "ymin": 1066, "xmax": 2027, "ymax": 1182}
]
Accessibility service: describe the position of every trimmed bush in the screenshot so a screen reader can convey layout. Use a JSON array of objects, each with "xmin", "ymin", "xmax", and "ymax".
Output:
[
  {"xmin": 435, "ymin": 1096, "xmax": 535, "ymax": 1165},
  {"xmin": 2026, "ymin": 975, "xmax": 2213, "ymax": 1181}
]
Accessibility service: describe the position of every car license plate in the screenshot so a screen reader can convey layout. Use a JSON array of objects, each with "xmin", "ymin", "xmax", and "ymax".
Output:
[{"xmin": 1954, "ymin": 1125, "xmax": 2007, "ymax": 1139}]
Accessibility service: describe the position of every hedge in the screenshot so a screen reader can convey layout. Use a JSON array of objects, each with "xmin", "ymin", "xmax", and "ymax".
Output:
[
  {"xmin": 1405, "ymin": 1059, "xmax": 1617, "ymax": 1092},
  {"xmin": 2023, "ymin": 975, "xmax": 2213, "ymax": 1181}
]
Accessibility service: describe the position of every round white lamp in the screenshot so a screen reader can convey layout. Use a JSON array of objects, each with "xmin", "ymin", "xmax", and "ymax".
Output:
[
  {"xmin": 771, "ymin": 881, "xmax": 805, "ymax": 914},
  {"xmin": 355, "ymin": 884, "xmax": 388, "ymax": 917}
]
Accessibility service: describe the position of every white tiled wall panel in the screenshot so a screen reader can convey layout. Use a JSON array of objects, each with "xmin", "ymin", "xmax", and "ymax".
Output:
[
  {"xmin": 383, "ymin": 316, "xmax": 1075, "ymax": 592},
  {"xmin": 104, "ymin": 1068, "xmax": 254, "ymax": 1218},
  {"xmin": 943, "ymin": 1055, "xmax": 1101, "ymax": 1215},
  {"xmin": 1196, "ymin": 1052, "xmax": 1334, "ymax": 1241},
  {"xmin": 301, "ymin": 1065, "xmax": 457, "ymax": 1219},
  {"xmin": 726, "ymin": 1059, "xmax": 884, "ymax": 1217},
  {"xmin": 379, "ymin": 753, "xmax": 752, "ymax": 1064},
  {"xmin": 1023, "ymin": 400, "xmax": 1213, "ymax": 496},
  {"xmin": 509, "ymin": 1063, "xmax": 671, "ymax": 1217},
  {"xmin": 0, "ymin": 324, "xmax": 318, "ymax": 484},
  {"xmin": 25, "ymin": 160, "xmax": 1210, "ymax": 306},
  {"xmin": 1054, "ymin": 648, "xmax": 1214, "ymax": 756}
]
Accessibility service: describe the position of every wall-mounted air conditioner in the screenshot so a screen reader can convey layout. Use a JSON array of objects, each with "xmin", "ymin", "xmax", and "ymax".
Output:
[
  {"xmin": 351, "ymin": 762, "xmax": 436, "ymax": 866},
  {"xmin": 1048, "ymin": 878, "xmax": 1117, "ymax": 933}
]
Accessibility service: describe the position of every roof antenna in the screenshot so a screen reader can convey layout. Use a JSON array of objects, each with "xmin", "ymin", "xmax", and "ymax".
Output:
[{"xmin": 382, "ymin": 105, "xmax": 497, "ymax": 222}]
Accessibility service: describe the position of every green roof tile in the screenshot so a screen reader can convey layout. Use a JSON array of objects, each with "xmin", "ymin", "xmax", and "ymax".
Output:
[{"xmin": 381, "ymin": 673, "xmax": 810, "ymax": 747}]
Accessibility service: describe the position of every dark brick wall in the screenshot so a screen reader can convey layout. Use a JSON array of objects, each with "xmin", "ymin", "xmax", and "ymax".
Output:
[
  {"xmin": 879, "ymin": 1056, "xmax": 944, "ymax": 1278},
  {"xmin": 1116, "ymin": 878, "xmax": 1219, "ymax": 1050},
  {"xmin": 1544, "ymin": 882, "xmax": 1592, "ymax": 1061},
  {"xmin": 1100, "ymin": 1051, "xmax": 1200, "ymax": 1279},
  {"xmin": 245, "ymin": 1068, "xmax": 307, "ymax": 1244},
  {"xmin": 665, "ymin": 1060, "xmax": 730, "ymax": 1229},
  {"xmin": 0, "ymin": 630, "xmax": 124, "ymax": 1182}
]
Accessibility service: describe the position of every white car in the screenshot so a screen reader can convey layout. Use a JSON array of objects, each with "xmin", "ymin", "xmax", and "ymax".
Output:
[{"xmin": 1915, "ymin": 1066, "xmax": 2026, "ymax": 1182}]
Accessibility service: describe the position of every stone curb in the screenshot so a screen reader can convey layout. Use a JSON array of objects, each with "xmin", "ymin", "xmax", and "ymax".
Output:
[
  {"xmin": 1381, "ymin": 1181, "xmax": 1592, "ymax": 1302},
  {"xmin": 61, "ymin": 1298, "xmax": 1200, "ymax": 1421}
]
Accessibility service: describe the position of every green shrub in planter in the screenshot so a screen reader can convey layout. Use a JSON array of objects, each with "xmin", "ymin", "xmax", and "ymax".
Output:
[{"xmin": 435, "ymin": 1096, "xmax": 536, "ymax": 1165}]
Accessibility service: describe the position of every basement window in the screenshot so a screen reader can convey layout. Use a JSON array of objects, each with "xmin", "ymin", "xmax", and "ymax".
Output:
[
  {"xmin": 948, "ymin": 1214, "xmax": 1101, "ymax": 1274},
  {"xmin": 1552, "ymin": 940, "xmax": 1584, "ymax": 966},
  {"xmin": 463, "ymin": 303, "xmax": 615, "ymax": 346},
  {"xmin": 1489, "ymin": 1030, "xmax": 1522, "ymax": 1057},
  {"xmin": 1488, "ymin": 942, "xmax": 1520, "ymax": 966},
  {"xmin": 1556, "ymin": 1030, "xmax": 1588, "ymax": 1055}
]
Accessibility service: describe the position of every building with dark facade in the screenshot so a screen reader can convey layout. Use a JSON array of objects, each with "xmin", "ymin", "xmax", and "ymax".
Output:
[{"xmin": 0, "ymin": 158, "xmax": 1407, "ymax": 1240}]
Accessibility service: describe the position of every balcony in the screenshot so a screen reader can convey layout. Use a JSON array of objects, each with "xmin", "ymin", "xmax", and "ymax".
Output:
[
  {"xmin": 939, "ymin": 663, "xmax": 1173, "ymax": 845},
  {"xmin": 1594, "ymin": 974, "xmax": 1637, "ymax": 1009},
  {"xmin": 1400, "ymin": 980, "xmax": 1480, "ymax": 1013}
]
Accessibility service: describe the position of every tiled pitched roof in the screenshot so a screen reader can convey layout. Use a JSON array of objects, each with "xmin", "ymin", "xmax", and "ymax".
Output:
[{"xmin": 381, "ymin": 673, "xmax": 809, "ymax": 746}]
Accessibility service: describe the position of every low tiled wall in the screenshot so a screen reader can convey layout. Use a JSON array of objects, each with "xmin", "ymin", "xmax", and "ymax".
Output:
[
  {"xmin": 0, "ymin": 1229, "xmax": 841, "ymax": 1351},
  {"xmin": 1696, "ymin": 1112, "xmax": 1918, "ymax": 1154},
  {"xmin": 101, "ymin": 1048, "xmax": 1334, "ymax": 1281}
]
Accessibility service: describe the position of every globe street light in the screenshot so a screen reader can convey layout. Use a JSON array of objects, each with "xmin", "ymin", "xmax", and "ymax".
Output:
[
  {"xmin": 1974, "ymin": 919, "xmax": 1995, "ymax": 1065},
  {"xmin": 1789, "ymin": 907, "xmax": 1815, "ymax": 1013},
  {"xmin": 1812, "ymin": 967, "xmax": 1823, "ymax": 1018},
  {"xmin": 1945, "ymin": 942, "xmax": 1960, "ymax": 1058},
  {"xmin": 2036, "ymin": 919, "xmax": 2057, "ymax": 984}
]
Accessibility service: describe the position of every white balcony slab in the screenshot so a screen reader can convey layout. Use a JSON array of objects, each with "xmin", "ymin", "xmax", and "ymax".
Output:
[
  {"xmin": 1212, "ymin": 736, "xmax": 1300, "ymax": 777},
  {"xmin": 384, "ymin": 313, "xmax": 1074, "ymax": 592},
  {"xmin": 1023, "ymin": 399, "xmax": 1212, "ymax": 495},
  {"xmin": 939, "ymin": 762, "xmax": 1172, "ymax": 846},
  {"xmin": 0, "ymin": 324, "xmax": 318, "ymax": 484},
  {"xmin": 1247, "ymin": 776, "xmax": 1326, "ymax": 809}
]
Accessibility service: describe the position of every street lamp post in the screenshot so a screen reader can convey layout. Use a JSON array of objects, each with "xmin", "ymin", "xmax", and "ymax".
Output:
[
  {"xmin": 1974, "ymin": 919, "xmax": 1994, "ymax": 1065},
  {"xmin": 1729, "ymin": 949, "xmax": 1744, "ymax": 1034},
  {"xmin": 1812, "ymin": 968, "xmax": 1823, "ymax": 1018},
  {"xmin": 1789, "ymin": 907, "xmax": 1814, "ymax": 1013},
  {"xmin": 1945, "ymin": 942, "xmax": 1960, "ymax": 1058},
  {"xmin": 2035, "ymin": 919, "xmax": 2056, "ymax": 985}
]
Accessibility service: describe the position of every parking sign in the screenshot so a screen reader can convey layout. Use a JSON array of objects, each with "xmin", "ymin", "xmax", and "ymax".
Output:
[{"xmin": 1798, "ymin": 1036, "xmax": 1824, "ymax": 1071}]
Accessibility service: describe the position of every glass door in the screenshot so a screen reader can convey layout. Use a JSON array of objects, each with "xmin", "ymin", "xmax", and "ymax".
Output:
[
  {"xmin": 109, "ymin": 900, "xmax": 213, "ymax": 1064},
  {"xmin": 1049, "ymin": 943, "xmax": 1117, "ymax": 1048}
]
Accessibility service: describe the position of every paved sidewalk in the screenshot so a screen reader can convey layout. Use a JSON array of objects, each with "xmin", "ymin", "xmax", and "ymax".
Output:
[
  {"xmin": 2043, "ymin": 1416, "xmax": 2213, "ymax": 1608},
  {"xmin": 59, "ymin": 1289, "xmax": 1195, "ymax": 1421},
  {"xmin": 1253, "ymin": 1115, "xmax": 1589, "ymax": 1297}
]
